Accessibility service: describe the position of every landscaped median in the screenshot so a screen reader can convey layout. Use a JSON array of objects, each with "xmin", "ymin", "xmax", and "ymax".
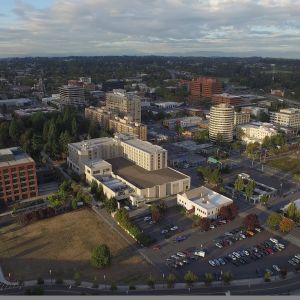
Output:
[{"xmin": 113, "ymin": 208, "xmax": 156, "ymax": 247}]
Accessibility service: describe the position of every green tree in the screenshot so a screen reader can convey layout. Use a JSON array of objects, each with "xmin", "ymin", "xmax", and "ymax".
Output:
[
  {"xmin": 166, "ymin": 273, "xmax": 177, "ymax": 288},
  {"xmin": 91, "ymin": 244, "xmax": 111, "ymax": 268},
  {"xmin": 267, "ymin": 212, "xmax": 282, "ymax": 230},
  {"xmin": 286, "ymin": 202, "xmax": 299, "ymax": 221},
  {"xmin": 74, "ymin": 272, "xmax": 81, "ymax": 286},
  {"xmin": 71, "ymin": 117, "xmax": 78, "ymax": 137},
  {"xmin": 0, "ymin": 122, "xmax": 10, "ymax": 148},
  {"xmin": 104, "ymin": 197, "xmax": 118, "ymax": 213},
  {"xmin": 260, "ymin": 194, "xmax": 270, "ymax": 207},
  {"xmin": 184, "ymin": 271, "xmax": 198, "ymax": 287},
  {"xmin": 147, "ymin": 274, "xmax": 156, "ymax": 289},
  {"xmin": 90, "ymin": 180, "xmax": 99, "ymax": 195},
  {"xmin": 234, "ymin": 176, "xmax": 244, "ymax": 193},
  {"xmin": 245, "ymin": 180, "xmax": 256, "ymax": 201},
  {"xmin": 222, "ymin": 272, "xmax": 233, "ymax": 284},
  {"xmin": 204, "ymin": 273, "xmax": 213, "ymax": 286}
]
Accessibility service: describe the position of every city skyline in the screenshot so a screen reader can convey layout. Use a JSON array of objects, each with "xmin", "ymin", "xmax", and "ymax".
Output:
[{"xmin": 0, "ymin": 0, "xmax": 300, "ymax": 58}]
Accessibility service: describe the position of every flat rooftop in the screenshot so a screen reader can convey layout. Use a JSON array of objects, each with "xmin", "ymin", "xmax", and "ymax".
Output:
[
  {"xmin": 183, "ymin": 186, "xmax": 233, "ymax": 210},
  {"xmin": 0, "ymin": 147, "xmax": 34, "ymax": 168},
  {"xmin": 123, "ymin": 138, "xmax": 166, "ymax": 154},
  {"xmin": 107, "ymin": 157, "xmax": 189, "ymax": 189},
  {"xmin": 69, "ymin": 137, "xmax": 115, "ymax": 151}
]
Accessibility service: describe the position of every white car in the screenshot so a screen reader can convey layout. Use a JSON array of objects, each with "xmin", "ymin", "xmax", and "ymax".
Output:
[
  {"xmin": 233, "ymin": 252, "xmax": 241, "ymax": 258},
  {"xmin": 177, "ymin": 252, "xmax": 186, "ymax": 257},
  {"xmin": 273, "ymin": 265, "xmax": 280, "ymax": 272},
  {"xmin": 170, "ymin": 226, "xmax": 178, "ymax": 231},
  {"xmin": 194, "ymin": 250, "xmax": 206, "ymax": 258},
  {"xmin": 208, "ymin": 260, "xmax": 215, "ymax": 267},
  {"xmin": 210, "ymin": 225, "xmax": 216, "ymax": 229},
  {"xmin": 243, "ymin": 250, "xmax": 250, "ymax": 256},
  {"xmin": 240, "ymin": 234, "xmax": 246, "ymax": 239},
  {"xmin": 144, "ymin": 216, "xmax": 151, "ymax": 222},
  {"xmin": 215, "ymin": 243, "xmax": 223, "ymax": 248},
  {"xmin": 224, "ymin": 232, "xmax": 233, "ymax": 236},
  {"xmin": 295, "ymin": 254, "xmax": 300, "ymax": 260},
  {"xmin": 270, "ymin": 238, "xmax": 278, "ymax": 244},
  {"xmin": 161, "ymin": 229, "xmax": 168, "ymax": 234},
  {"xmin": 278, "ymin": 243, "xmax": 285, "ymax": 249}
]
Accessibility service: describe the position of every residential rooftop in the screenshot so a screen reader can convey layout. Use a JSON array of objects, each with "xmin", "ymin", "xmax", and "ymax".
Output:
[{"xmin": 0, "ymin": 147, "xmax": 34, "ymax": 168}]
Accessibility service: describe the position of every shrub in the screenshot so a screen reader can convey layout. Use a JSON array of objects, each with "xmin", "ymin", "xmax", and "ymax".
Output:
[
  {"xmin": 184, "ymin": 271, "xmax": 198, "ymax": 287},
  {"xmin": 37, "ymin": 277, "xmax": 44, "ymax": 285},
  {"xmin": 128, "ymin": 284, "xmax": 136, "ymax": 290},
  {"xmin": 222, "ymin": 272, "xmax": 233, "ymax": 285},
  {"xmin": 55, "ymin": 278, "xmax": 63, "ymax": 284},
  {"xmin": 91, "ymin": 244, "xmax": 111, "ymax": 268},
  {"xmin": 110, "ymin": 283, "xmax": 118, "ymax": 290},
  {"xmin": 147, "ymin": 274, "xmax": 156, "ymax": 289},
  {"xmin": 74, "ymin": 272, "xmax": 81, "ymax": 286},
  {"xmin": 166, "ymin": 273, "xmax": 176, "ymax": 288},
  {"xmin": 204, "ymin": 273, "xmax": 213, "ymax": 286}
]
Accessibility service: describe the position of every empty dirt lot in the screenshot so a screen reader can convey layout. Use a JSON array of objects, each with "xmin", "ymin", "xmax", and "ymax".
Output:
[{"xmin": 0, "ymin": 209, "xmax": 158, "ymax": 284}]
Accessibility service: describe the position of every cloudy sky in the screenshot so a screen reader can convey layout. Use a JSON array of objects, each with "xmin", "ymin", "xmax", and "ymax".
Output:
[{"xmin": 0, "ymin": 0, "xmax": 300, "ymax": 58}]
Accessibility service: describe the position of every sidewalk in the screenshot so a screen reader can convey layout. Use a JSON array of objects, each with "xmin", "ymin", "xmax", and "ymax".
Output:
[{"xmin": 2, "ymin": 270, "xmax": 299, "ymax": 291}]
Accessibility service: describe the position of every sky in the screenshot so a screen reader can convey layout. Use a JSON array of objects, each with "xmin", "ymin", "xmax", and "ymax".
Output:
[{"xmin": 0, "ymin": 0, "xmax": 300, "ymax": 58}]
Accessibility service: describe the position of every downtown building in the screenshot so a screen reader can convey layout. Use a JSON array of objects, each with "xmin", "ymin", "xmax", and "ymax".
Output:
[
  {"xmin": 189, "ymin": 77, "xmax": 223, "ymax": 102},
  {"xmin": 212, "ymin": 93, "xmax": 242, "ymax": 106},
  {"xmin": 67, "ymin": 134, "xmax": 190, "ymax": 205},
  {"xmin": 270, "ymin": 108, "xmax": 300, "ymax": 129},
  {"xmin": 59, "ymin": 84, "xmax": 86, "ymax": 107},
  {"xmin": 0, "ymin": 147, "xmax": 38, "ymax": 206},
  {"xmin": 209, "ymin": 104, "xmax": 234, "ymax": 143}
]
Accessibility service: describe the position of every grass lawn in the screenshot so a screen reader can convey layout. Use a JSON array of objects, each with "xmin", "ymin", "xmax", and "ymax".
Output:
[
  {"xmin": 0, "ymin": 208, "xmax": 158, "ymax": 284},
  {"xmin": 266, "ymin": 156, "xmax": 300, "ymax": 174}
]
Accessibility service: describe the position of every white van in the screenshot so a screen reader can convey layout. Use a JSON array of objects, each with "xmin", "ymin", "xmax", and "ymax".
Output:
[{"xmin": 194, "ymin": 250, "xmax": 206, "ymax": 257}]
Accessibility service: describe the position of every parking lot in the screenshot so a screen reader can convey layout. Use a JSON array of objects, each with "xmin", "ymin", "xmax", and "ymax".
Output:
[
  {"xmin": 139, "ymin": 213, "xmax": 300, "ymax": 281},
  {"xmin": 134, "ymin": 206, "xmax": 193, "ymax": 243}
]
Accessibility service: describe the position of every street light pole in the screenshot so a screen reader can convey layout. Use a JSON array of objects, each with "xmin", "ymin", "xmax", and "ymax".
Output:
[
  {"xmin": 162, "ymin": 273, "xmax": 165, "ymax": 288},
  {"xmin": 104, "ymin": 274, "xmax": 106, "ymax": 290},
  {"xmin": 49, "ymin": 269, "xmax": 52, "ymax": 284}
]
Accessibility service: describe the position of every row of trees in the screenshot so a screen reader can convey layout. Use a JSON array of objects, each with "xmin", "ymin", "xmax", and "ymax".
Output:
[
  {"xmin": 234, "ymin": 176, "xmax": 256, "ymax": 201},
  {"xmin": 0, "ymin": 107, "xmax": 108, "ymax": 161},
  {"xmin": 90, "ymin": 180, "xmax": 118, "ymax": 213},
  {"xmin": 267, "ymin": 212, "xmax": 295, "ymax": 233},
  {"xmin": 114, "ymin": 208, "xmax": 155, "ymax": 246}
]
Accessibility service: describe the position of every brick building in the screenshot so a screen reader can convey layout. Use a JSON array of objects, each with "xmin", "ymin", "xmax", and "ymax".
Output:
[
  {"xmin": 189, "ymin": 77, "xmax": 223, "ymax": 101},
  {"xmin": 0, "ymin": 147, "xmax": 38, "ymax": 206},
  {"xmin": 212, "ymin": 93, "xmax": 242, "ymax": 106}
]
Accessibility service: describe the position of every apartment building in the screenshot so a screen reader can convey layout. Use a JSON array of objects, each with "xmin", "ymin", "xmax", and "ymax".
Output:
[
  {"xmin": 67, "ymin": 137, "xmax": 123, "ymax": 174},
  {"xmin": 119, "ymin": 136, "xmax": 167, "ymax": 171},
  {"xmin": 177, "ymin": 186, "xmax": 233, "ymax": 219},
  {"xmin": 189, "ymin": 77, "xmax": 223, "ymax": 100},
  {"xmin": 106, "ymin": 89, "xmax": 141, "ymax": 122},
  {"xmin": 67, "ymin": 134, "xmax": 166, "ymax": 174},
  {"xmin": 209, "ymin": 104, "xmax": 234, "ymax": 142},
  {"xmin": 0, "ymin": 147, "xmax": 38, "ymax": 205},
  {"xmin": 237, "ymin": 122, "xmax": 278, "ymax": 144},
  {"xmin": 109, "ymin": 117, "xmax": 147, "ymax": 141},
  {"xmin": 59, "ymin": 85, "xmax": 86, "ymax": 107},
  {"xmin": 212, "ymin": 93, "xmax": 242, "ymax": 106},
  {"xmin": 270, "ymin": 108, "xmax": 300, "ymax": 129},
  {"xmin": 163, "ymin": 116, "xmax": 203, "ymax": 130},
  {"xmin": 234, "ymin": 111, "xmax": 251, "ymax": 126},
  {"xmin": 85, "ymin": 106, "xmax": 115, "ymax": 128}
]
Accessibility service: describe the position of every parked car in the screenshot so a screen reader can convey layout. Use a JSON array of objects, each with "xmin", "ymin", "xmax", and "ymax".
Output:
[
  {"xmin": 288, "ymin": 259, "xmax": 297, "ymax": 266},
  {"xmin": 177, "ymin": 252, "xmax": 187, "ymax": 257},
  {"xmin": 176, "ymin": 235, "xmax": 187, "ymax": 242},
  {"xmin": 194, "ymin": 250, "xmax": 206, "ymax": 257},
  {"xmin": 152, "ymin": 245, "xmax": 161, "ymax": 251},
  {"xmin": 144, "ymin": 216, "xmax": 151, "ymax": 222},
  {"xmin": 270, "ymin": 238, "xmax": 278, "ymax": 244},
  {"xmin": 224, "ymin": 232, "xmax": 233, "ymax": 236},
  {"xmin": 170, "ymin": 226, "xmax": 178, "ymax": 231},
  {"xmin": 210, "ymin": 225, "xmax": 216, "ymax": 229},
  {"xmin": 161, "ymin": 229, "xmax": 168, "ymax": 234},
  {"xmin": 273, "ymin": 265, "xmax": 280, "ymax": 272},
  {"xmin": 208, "ymin": 260, "xmax": 216, "ymax": 267},
  {"xmin": 215, "ymin": 243, "xmax": 223, "ymax": 249}
]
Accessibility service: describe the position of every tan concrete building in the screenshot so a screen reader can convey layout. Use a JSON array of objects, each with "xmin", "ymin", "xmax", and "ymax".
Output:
[
  {"xmin": 234, "ymin": 111, "xmax": 251, "ymax": 126},
  {"xmin": 270, "ymin": 108, "xmax": 300, "ymax": 129},
  {"xmin": 106, "ymin": 89, "xmax": 141, "ymax": 122},
  {"xmin": 109, "ymin": 117, "xmax": 147, "ymax": 141},
  {"xmin": 85, "ymin": 106, "xmax": 115, "ymax": 128},
  {"xmin": 209, "ymin": 104, "xmax": 234, "ymax": 142},
  {"xmin": 0, "ymin": 147, "xmax": 38, "ymax": 205},
  {"xmin": 59, "ymin": 85, "xmax": 86, "ymax": 107}
]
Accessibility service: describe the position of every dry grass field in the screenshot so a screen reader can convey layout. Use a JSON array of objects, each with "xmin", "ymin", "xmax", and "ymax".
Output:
[{"xmin": 0, "ymin": 209, "xmax": 158, "ymax": 284}]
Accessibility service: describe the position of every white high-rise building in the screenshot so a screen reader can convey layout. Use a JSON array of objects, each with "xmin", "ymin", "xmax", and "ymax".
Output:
[
  {"xmin": 270, "ymin": 108, "xmax": 300, "ymax": 129},
  {"xmin": 209, "ymin": 104, "xmax": 234, "ymax": 142}
]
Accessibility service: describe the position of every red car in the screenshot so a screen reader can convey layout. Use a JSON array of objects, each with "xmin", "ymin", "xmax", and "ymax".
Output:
[{"xmin": 152, "ymin": 245, "xmax": 161, "ymax": 251}]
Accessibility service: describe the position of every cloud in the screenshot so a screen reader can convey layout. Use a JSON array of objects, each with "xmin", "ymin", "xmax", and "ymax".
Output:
[{"xmin": 0, "ymin": 0, "xmax": 299, "ymax": 57}]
